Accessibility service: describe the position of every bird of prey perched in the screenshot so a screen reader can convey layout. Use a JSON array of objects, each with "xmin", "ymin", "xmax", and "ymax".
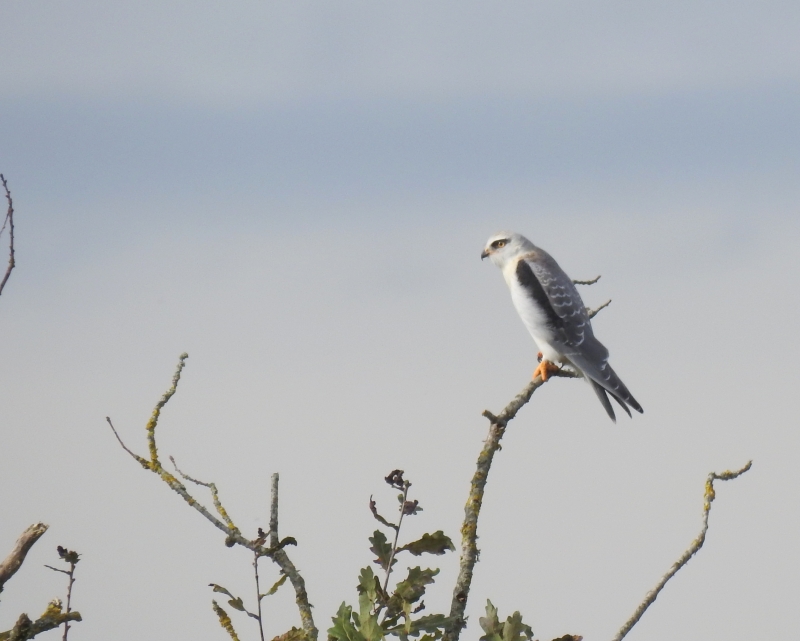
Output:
[{"xmin": 482, "ymin": 231, "xmax": 642, "ymax": 421}]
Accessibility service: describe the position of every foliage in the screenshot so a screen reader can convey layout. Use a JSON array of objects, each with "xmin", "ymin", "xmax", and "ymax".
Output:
[{"xmin": 328, "ymin": 471, "xmax": 455, "ymax": 641}]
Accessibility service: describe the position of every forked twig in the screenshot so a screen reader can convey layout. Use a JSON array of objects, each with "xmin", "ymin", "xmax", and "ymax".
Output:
[{"xmin": 611, "ymin": 461, "xmax": 753, "ymax": 641}]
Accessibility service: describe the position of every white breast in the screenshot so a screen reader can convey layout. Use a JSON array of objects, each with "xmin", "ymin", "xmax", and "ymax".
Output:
[{"xmin": 503, "ymin": 260, "xmax": 565, "ymax": 363}]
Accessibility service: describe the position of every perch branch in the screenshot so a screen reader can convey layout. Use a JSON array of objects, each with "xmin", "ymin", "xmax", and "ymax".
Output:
[
  {"xmin": 0, "ymin": 524, "xmax": 49, "ymax": 593},
  {"xmin": 573, "ymin": 275, "xmax": 601, "ymax": 286},
  {"xmin": 444, "ymin": 369, "xmax": 578, "ymax": 641},
  {"xmin": 105, "ymin": 354, "xmax": 318, "ymax": 641},
  {"xmin": 0, "ymin": 174, "xmax": 15, "ymax": 298},
  {"xmin": 611, "ymin": 460, "xmax": 753, "ymax": 641}
]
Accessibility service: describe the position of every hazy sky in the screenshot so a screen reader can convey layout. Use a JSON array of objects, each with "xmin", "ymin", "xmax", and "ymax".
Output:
[{"xmin": 1, "ymin": 2, "xmax": 799, "ymax": 640}]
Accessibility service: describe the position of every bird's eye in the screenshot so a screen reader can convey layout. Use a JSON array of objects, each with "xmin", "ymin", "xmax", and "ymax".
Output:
[{"xmin": 492, "ymin": 239, "xmax": 508, "ymax": 249}]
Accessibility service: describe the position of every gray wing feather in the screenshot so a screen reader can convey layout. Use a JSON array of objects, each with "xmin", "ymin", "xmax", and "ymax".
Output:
[{"xmin": 523, "ymin": 251, "xmax": 643, "ymax": 417}]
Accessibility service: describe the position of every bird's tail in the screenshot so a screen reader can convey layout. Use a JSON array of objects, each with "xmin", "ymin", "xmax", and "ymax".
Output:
[{"xmin": 577, "ymin": 359, "xmax": 642, "ymax": 422}]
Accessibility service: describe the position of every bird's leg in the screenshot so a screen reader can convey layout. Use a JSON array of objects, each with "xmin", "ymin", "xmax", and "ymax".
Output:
[
  {"xmin": 533, "ymin": 359, "xmax": 561, "ymax": 382},
  {"xmin": 536, "ymin": 352, "xmax": 543, "ymax": 362}
]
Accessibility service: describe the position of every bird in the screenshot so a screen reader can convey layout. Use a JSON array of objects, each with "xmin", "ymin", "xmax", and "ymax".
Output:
[{"xmin": 481, "ymin": 231, "xmax": 642, "ymax": 421}]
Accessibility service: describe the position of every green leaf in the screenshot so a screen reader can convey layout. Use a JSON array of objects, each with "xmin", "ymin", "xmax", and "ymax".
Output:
[
  {"xmin": 501, "ymin": 611, "xmax": 533, "ymax": 641},
  {"xmin": 387, "ymin": 567, "xmax": 439, "ymax": 617},
  {"xmin": 408, "ymin": 614, "xmax": 452, "ymax": 634},
  {"xmin": 261, "ymin": 573, "xmax": 288, "ymax": 599},
  {"xmin": 328, "ymin": 603, "xmax": 366, "ymax": 641},
  {"xmin": 209, "ymin": 584, "xmax": 237, "ymax": 600},
  {"xmin": 394, "ymin": 567, "xmax": 438, "ymax": 604},
  {"xmin": 398, "ymin": 531, "xmax": 455, "ymax": 557},
  {"xmin": 479, "ymin": 600, "xmax": 502, "ymax": 641},
  {"xmin": 369, "ymin": 530, "xmax": 395, "ymax": 571},
  {"xmin": 358, "ymin": 590, "xmax": 385, "ymax": 641},
  {"xmin": 357, "ymin": 566, "xmax": 381, "ymax": 606},
  {"xmin": 227, "ymin": 596, "xmax": 246, "ymax": 612},
  {"xmin": 478, "ymin": 601, "xmax": 533, "ymax": 641}
]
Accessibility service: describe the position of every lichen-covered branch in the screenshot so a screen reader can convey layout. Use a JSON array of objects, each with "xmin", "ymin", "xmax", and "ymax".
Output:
[
  {"xmin": 0, "ymin": 524, "xmax": 49, "ymax": 593},
  {"xmin": 106, "ymin": 354, "xmax": 318, "ymax": 641},
  {"xmin": 0, "ymin": 174, "xmax": 16, "ymax": 298},
  {"xmin": 573, "ymin": 275, "xmax": 601, "ymax": 286},
  {"xmin": 0, "ymin": 601, "xmax": 81, "ymax": 641},
  {"xmin": 444, "ymin": 369, "xmax": 578, "ymax": 641},
  {"xmin": 611, "ymin": 460, "xmax": 753, "ymax": 641},
  {"xmin": 270, "ymin": 473, "xmax": 280, "ymax": 548},
  {"xmin": 268, "ymin": 472, "xmax": 315, "ymax": 639}
]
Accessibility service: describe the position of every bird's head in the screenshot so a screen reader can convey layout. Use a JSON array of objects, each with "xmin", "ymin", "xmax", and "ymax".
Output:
[{"xmin": 481, "ymin": 231, "xmax": 533, "ymax": 268}]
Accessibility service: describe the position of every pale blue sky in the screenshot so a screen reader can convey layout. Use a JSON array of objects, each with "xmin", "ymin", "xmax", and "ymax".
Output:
[{"xmin": 1, "ymin": 2, "xmax": 799, "ymax": 640}]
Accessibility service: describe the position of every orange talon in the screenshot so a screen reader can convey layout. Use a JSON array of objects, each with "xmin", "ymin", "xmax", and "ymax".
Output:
[{"xmin": 532, "ymin": 359, "xmax": 560, "ymax": 382}]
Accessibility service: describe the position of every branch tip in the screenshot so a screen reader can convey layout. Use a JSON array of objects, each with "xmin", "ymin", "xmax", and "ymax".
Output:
[{"xmin": 611, "ymin": 460, "xmax": 753, "ymax": 641}]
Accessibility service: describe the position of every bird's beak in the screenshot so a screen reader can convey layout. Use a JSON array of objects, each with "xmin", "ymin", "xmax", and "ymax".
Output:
[{"xmin": 480, "ymin": 249, "xmax": 490, "ymax": 260}]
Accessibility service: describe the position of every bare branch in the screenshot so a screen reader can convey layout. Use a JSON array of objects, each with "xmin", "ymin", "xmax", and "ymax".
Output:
[
  {"xmin": 0, "ymin": 174, "xmax": 16, "ymax": 298},
  {"xmin": 106, "ymin": 354, "xmax": 318, "ymax": 641},
  {"xmin": 611, "ymin": 460, "xmax": 753, "ymax": 641},
  {"xmin": 573, "ymin": 275, "xmax": 601, "ymax": 286},
  {"xmin": 587, "ymin": 299, "xmax": 611, "ymax": 319},
  {"xmin": 444, "ymin": 369, "xmax": 578, "ymax": 641},
  {"xmin": 0, "ymin": 524, "xmax": 49, "ymax": 593}
]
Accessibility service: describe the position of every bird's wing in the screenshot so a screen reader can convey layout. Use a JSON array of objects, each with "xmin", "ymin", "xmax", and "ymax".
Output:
[
  {"xmin": 518, "ymin": 252, "xmax": 643, "ymax": 418},
  {"xmin": 516, "ymin": 251, "xmax": 594, "ymax": 350}
]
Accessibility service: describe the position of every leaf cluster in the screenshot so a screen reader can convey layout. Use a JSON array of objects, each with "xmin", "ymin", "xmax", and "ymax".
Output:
[{"xmin": 329, "ymin": 472, "xmax": 455, "ymax": 641}]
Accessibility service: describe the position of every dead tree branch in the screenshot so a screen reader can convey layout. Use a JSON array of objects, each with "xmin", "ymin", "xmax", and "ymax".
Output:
[
  {"xmin": 105, "ymin": 354, "xmax": 318, "ymax": 641},
  {"xmin": 573, "ymin": 275, "xmax": 601, "ymax": 286},
  {"xmin": 611, "ymin": 460, "xmax": 753, "ymax": 641},
  {"xmin": 444, "ymin": 369, "xmax": 578, "ymax": 641},
  {"xmin": 0, "ymin": 174, "xmax": 16, "ymax": 298},
  {"xmin": 0, "ymin": 524, "xmax": 49, "ymax": 593},
  {"xmin": 0, "ymin": 601, "xmax": 81, "ymax": 641}
]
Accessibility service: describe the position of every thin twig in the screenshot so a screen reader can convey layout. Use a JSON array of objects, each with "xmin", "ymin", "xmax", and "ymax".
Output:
[
  {"xmin": 611, "ymin": 460, "xmax": 753, "ymax": 641},
  {"xmin": 0, "ymin": 174, "xmax": 16, "ymax": 298},
  {"xmin": 0, "ymin": 524, "xmax": 49, "ymax": 592},
  {"xmin": 587, "ymin": 299, "xmax": 611, "ymax": 319},
  {"xmin": 444, "ymin": 369, "xmax": 578, "ymax": 641},
  {"xmin": 254, "ymin": 552, "xmax": 266, "ymax": 641},
  {"xmin": 62, "ymin": 561, "xmax": 76, "ymax": 641},
  {"xmin": 573, "ymin": 275, "xmax": 601, "ymax": 286},
  {"xmin": 381, "ymin": 482, "xmax": 410, "ymax": 595}
]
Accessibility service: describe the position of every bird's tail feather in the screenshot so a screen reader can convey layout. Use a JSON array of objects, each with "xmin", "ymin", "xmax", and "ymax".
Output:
[
  {"xmin": 570, "ymin": 353, "xmax": 643, "ymax": 420},
  {"xmin": 590, "ymin": 381, "xmax": 617, "ymax": 423}
]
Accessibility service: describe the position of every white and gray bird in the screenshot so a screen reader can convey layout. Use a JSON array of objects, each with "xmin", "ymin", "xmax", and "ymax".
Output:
[{"xmin": 481, "ymin": 231, "xmax": 642, "ymax": 421}]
